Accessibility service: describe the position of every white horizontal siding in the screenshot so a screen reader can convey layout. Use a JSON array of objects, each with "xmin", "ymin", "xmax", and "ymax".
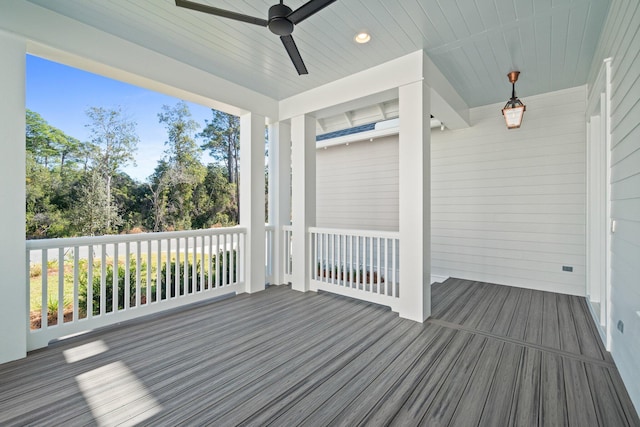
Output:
[
  {"xmin": 431, "ymin": 86, "xmax": 587, "ymax": 296},
  {"xmin": 317, "ymin": 87, "xmax": 588, "ymax": 297},
  {"xmin": 316, "ymin": 135, "xmax": 398, "ymax": 231},
  {"xmin": 589, "ymin": 0, "xmax": 640, "ymax": 413}
]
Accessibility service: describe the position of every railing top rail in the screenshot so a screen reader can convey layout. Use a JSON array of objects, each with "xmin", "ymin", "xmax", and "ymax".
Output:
[
  {"xmin": 282, "ymin": 225, "xmax": 293, "ymax": 231},
  {"xmin": 308, "ymin": 226, "xmax": 399, "ymax": 239},
  {"xmin": 26, "ymin": 226, "xmax": 248, "ymax": 250}
]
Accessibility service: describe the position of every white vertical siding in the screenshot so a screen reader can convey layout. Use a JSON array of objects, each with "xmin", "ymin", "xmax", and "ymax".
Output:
[
  {"xmin": 431, "ymin": 86, "xmax": 587, "ymax": 296},
  {"xmin": 588, "ymin": 0, "xmax": 640, "ymax": 413},
  {"xmin": 316, "ymin": 135, "xmax": 398, "ymax": 231}
]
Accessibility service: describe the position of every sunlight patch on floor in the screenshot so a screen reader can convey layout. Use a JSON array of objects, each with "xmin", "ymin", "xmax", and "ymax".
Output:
[
  {"xmin": 75, "ymin": 361, "xmax": 161, "ymax": 426},
  {"xmin": 63, "ymin": 340, "xmax": 109, "ymax": 363}
]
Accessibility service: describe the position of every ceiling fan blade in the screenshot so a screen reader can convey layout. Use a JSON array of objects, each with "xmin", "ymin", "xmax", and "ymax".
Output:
[
  {"xmin": 280, "ymin": 35, "xmax": 308, "ymax": 75},
  {"xmin": 175, "ymin": 0, "xmax": 268, "ymax": 26},
  {"xmin": 287, "ymin": 0, "xmax": 336, "ymax": 25}
]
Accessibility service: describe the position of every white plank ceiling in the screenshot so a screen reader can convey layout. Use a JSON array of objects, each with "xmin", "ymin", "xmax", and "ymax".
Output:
[{"xmin": 25, "ymin": 0, "xmax": 610, "ymax": 108}]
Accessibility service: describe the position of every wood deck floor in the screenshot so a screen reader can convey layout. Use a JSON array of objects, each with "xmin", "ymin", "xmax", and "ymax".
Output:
[{"xmin": 0, "ymin": 278, "xmax": 638, "ymax": 426}]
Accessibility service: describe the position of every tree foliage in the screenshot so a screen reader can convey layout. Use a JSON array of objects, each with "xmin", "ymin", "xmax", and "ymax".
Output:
[
  {"xmin": 199, "ymin": 109, "xmax": 240, "ymax": 222},
  {"xmin": 85, "ymin": 107, "xmax": 139, "ymax": 232},
  {"xmin": 25, "ymin": 104, "xmax": 244, "ymax": 239}
]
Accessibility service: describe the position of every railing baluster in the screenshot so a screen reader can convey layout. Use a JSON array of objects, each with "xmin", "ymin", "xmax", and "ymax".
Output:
[
  {"xmin": 113, "ymin": 243, "xmax": 118, "ymax": 313},
  {"xmin": 234, "ymin": 233, "xmax": 239, "ymax": 284},
  {"xmin": 100, "ymin": 244, "xmax": 107, "ymax": 315},
  {"xmin": 136, "ymin": 241, "xmax": 142, "ymax": 307},
  {"xmin": 175, "ymin": 237, "xmax": 180, "ymax": 297},
  {"xmin": 200, "ymin": 235, "xmax": 205, "ymax": 291},
  {"xmin": 235, "ymin": 233, "xmax": 240, "ymax": 284},
  {"xmin": 208, "ymin": 235, "xmax": 213, "ymax": 290},
  {"xmin": 146, "ymin": 240, "xmax": 152, "ymax": 303},
  {"xmin": 58, "ymin": 247, "xmax": 64, "ymax": 324},
  {"xmin": 392, "ymin": 238, "xmax": 397, "ymax": 298},
  {"xmin": 355, "ymin": 236, "xmax": 360, "ymax": 288},
  {"xmin": 337, "ymin": 234, "xmax": 340, "ymax": 284},
  {"xmin": 376, "ymin": 237, "xmax": 381, "ymax": 294},
  {"xmin": 156, "ymin": 240, "xmax": 162, "ymax": 302},
  {"xmin": 222, "ymin": 234, "xmax": 227, "ymax": 287},
  {"xmin": 384, "ymin": 238, "xmax": 389, "ymax": 296},
  {"xmin": 166, "ymin": 238, "xmax": 172, "ymax": 300},
  {"xmin": 183, "ymin": 237, "xmax": 189, "ymax": 295},
  {"xmin": 87, "ymin": 245, "xmax": 93, "ymax": 318},
  {"xmin": 125, "ymin": 242, "xmax": 130, "ymax": 310},
  {"xmin": 41, "ymin": 250, "xmax": 48, "ymax": 329},
  {"xmin": 191, "ymin": 236, "xmax": 197, "ymax": 293},
  {"xmin": 323, "ymin": 232, "xmax": 327, "ymax": 283},
  {"xmin": 214, "ymin": 235, "xmax": 220, "ymax": 288},
  {"xmin": 73, "ymin": 247, "xmax": 79, "ymax": 322}
]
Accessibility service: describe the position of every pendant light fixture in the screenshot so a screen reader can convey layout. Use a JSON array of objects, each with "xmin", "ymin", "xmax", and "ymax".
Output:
[{"xmin": 502, "ymin": 71, "xmax": 526, "ymax": 129}]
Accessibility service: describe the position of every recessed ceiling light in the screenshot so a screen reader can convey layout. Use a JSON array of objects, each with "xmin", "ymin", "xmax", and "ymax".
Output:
[{"xmin": 354, "ymin": 32, "xmax": 371, "ymax": 44}]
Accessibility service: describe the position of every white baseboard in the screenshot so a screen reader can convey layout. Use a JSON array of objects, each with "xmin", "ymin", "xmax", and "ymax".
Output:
[{"xmin": 430, "ymin": 275, "xmax": 449, "ymax": 284}]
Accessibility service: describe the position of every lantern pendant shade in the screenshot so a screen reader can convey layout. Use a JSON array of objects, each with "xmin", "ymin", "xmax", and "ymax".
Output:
[
  {"xmin": 502, "ymin": 103, "xmax": 525, "ymax": 129},
  {"xmin": 502, "ymin": 71, "xmax": 526, "ymax": 129}
]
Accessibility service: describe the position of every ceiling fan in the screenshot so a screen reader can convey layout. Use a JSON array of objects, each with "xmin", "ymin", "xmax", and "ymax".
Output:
[{"xmin": 175, "ymin": 0, "xmax": 337, "ymax": 75}]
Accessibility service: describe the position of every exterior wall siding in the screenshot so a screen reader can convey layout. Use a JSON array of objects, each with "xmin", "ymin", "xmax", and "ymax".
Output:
[
  {"xmin": 588, "ymin": 0, "xmax": 640, "ymax": 413},
  {"xmin": 316, "ymin": 86, "xmax": 588, "ymax": 298},
  {"xmin": 316, "ymin": 135, "xmax": 399, "ymax": 231},
  {"xmin": 431, "ymin": 86, "xmax": 587, "ymax": 296}
]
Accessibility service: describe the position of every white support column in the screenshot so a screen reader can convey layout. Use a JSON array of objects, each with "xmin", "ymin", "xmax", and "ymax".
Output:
[
  {"xmin": 0, "ymin": 30, "xmax": 27, "ymax": 363},
  {"xmin": 240, "ymin": 112, "xmax": 266, "ymax": 294},
  {"xmin": 398, "ymin": 80, "xmax": 431, "ymax": 322},
  {"xmin": 291, "ymin": 115, "xmax": 316, "ymax": 292},
  {"xmin": 267, "ymin": 122, "xmax": 291, "ymax": 285}
]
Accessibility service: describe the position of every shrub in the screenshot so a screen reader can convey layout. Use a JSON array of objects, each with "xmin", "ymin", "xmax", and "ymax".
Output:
[
  {"xmin": 78, "ymin": 258, "xmax": 141, "ymax": 317},
  {"xmin": 30, "ymin": 264, "xmax": 42, "ymax": 278}
]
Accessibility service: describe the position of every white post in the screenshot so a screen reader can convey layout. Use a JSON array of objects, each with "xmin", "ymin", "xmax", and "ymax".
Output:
[
  {"xmin": 0, "ymin": 30, "xmax": 27, "ymax": 363},
  {"xmin": 291, "ymin": 115, "xmax": 316, "ymax": 292},
  {"xmin": 267, "ymin": 122, "xmax": 291, "ymax": 285},
  {"xmin": 398, "ymin": 81, "xmax": 431, "ymax": 322},
  {"xmin": 240, "ymin": 112, "xmax": 266, "ymax": 294}
]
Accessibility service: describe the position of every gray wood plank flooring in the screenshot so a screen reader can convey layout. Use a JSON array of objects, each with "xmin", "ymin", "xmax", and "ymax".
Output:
[{"xmin": 0, "ymin": 278, "xmax": 638, "ymax": 426}]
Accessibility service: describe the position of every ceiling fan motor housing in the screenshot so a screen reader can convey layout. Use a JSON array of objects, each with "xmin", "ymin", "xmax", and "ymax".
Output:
[{"xmin": 268, "ymin": 3, "xmax": 294, "ymax": 36}]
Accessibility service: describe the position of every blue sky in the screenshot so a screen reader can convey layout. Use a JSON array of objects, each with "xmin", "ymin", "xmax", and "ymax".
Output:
[{"xmin": 26, "ymin": 55, "xmax": 215, "ymax": 182}]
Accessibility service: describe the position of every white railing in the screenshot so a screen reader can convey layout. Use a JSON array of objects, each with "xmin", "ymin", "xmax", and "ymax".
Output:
[
  {"xmin": 265, "ymin": 225, "xmax": 274, "ymax": 284},
  {"xmin": 309, "ymin": 227, "xmax": 400, "ymax": 311},
  {"xmin": 26, "ymin": 227, "xmax": 246, "ymax": 351},
  {"xmin": 283, "ymin": 225, "xmax": 293, "ymax": 284}
]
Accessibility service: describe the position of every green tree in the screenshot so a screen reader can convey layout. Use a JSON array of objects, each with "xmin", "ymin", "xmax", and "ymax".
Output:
[
  {"xmin": 73, "ymin": 170, "xmax": 121, "ymax": 236},
  {"xmin": 26, "ymin": 109, "xmax": 58, "ymax": 168},
  {"xmin": 26, "ymin": 109, "xmax": 84, "ymax": 173},
  {"xmin": 191, "ymin": 164, "xmax": 237, "ymax": 228},
  {"xmin": 85, "ymin": 107, "xmax": 139, "ymax": 231},
  {"xmin": 199, "ymin": 110, "xmax": 240, "ymax": 222},
  {"xmin": 25, "ymin": 110, "xmax": 88, "ymax": 238},
  {"xmin": 153, "ymin": 102, "xmax": 206, "ymax": 230},
  {"xmin": 26, "ymin": 153, "xmax": 69, "ymax": 238}
]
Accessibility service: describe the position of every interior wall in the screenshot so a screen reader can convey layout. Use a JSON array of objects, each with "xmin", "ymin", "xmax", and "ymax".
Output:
[
  {"xmin": 316, "ymin": 135, "xmax": 398, "ymax": 231},
  {"xmin": 431, "ymin": 86, "xmax": 587, "ymax": 296},
  {"xmin": 588, "ymin": 0, "xmax": 640, "ymax": 413}
]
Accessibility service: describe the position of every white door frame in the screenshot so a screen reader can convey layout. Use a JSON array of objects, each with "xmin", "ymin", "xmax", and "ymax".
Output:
[{"xmin": 586, "ymin": 57, "xmax": 612, "ymax": 349}]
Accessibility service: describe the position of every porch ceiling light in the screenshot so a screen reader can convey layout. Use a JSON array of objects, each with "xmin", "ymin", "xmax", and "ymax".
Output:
[
  {"xmin": 354, "ymin": 31, "xmax": 371, "ymax": 44},
  {"xmin": 502, "ymin": 71, "xmax": 526, "ymax": 129}
]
